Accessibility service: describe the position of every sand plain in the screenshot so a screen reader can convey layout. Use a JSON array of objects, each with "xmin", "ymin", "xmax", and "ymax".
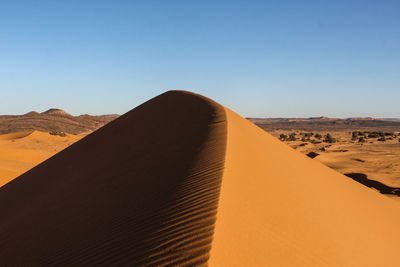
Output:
[{"xmin": 269, "ymin": 130, "xmax": 400, "ymax": 194}]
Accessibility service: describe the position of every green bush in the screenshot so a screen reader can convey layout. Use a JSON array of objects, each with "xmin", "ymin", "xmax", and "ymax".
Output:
[
  {"xmin": 288, "ymin": 132, "xmax": 297, "ymax": 141},
  {"xmin": 304, "ymin": 132, "xmax": 313, "ymax": 138},
  {"xmin": 324, "ymin": 133, "xmax": 336, "ymax": 143},
  {"xmin": 49, "ymin": 130, "xmax": 67, "ymax": 137},
  {"xmin": 368, "ymin": 132, "xmax": 379, "ymax": 138},
  {"xmin": 279, "ymin": 134, "xmax": 288, "ymax": 141}
]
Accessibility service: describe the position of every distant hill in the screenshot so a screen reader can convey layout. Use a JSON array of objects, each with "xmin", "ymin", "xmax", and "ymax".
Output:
[
  {"xmin": 0, "ymin": 109, "xmax": 119, "ymax": 135},
  {"xmin": 248, "ymin": 117, "xmax": 400, "ymax": 131}
]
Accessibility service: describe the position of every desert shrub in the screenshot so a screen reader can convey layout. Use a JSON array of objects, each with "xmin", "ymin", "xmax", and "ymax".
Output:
[
  {"xmin": 288, "ymin": 132, "xmax": 297, "ymax": 141},
  {"xmin": 368, "ymin": 132, "xmax": 379, "ymax": 138},
  {"xmin": 304, "ymin": 132, "xmax": 313, "ymax": 138},
  {"xmin": 378, "ymin": 136, "xmax": 386, "ymax": 142},
  {"xmin": 324, "ymin": 133, "xmax": 337, "ymax": 143},
  {"xmin": 385, "ymin": 132, "xmax": 394, "ymax": 136},
  {"xmin": 352, "ymin": 131, "xmax": 358, "ymax": 139},
  {"xmin": 358, "ymin": 137, "xmax": 365, "ymax": 143},
  {"xmin": 279, "ymin": 134, "xmax": 288, "ymax": 141},
  {"xmin": 314, "ymin": 133, "xmax": 322, "ymax": 139},
  {"xmin": 49, "ymin": 131, "xmax": 66, "ymax": 137}
]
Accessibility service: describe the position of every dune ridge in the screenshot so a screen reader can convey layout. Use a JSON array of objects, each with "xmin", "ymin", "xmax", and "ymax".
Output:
[
  {"xmin": 0, "ymin": 91, "xmax": 227, "ymax": 266},
  {"xmin": 1, "ymin": 91, "xmax": 400, "ymax": 266}
]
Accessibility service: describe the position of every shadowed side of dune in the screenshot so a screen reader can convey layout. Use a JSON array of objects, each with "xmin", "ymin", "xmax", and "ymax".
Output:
[
  {"xmin": 0, "ymin": 91, "xmax": 227, "ymax": 266},
  {"xmin": 344, "ymin": 173, "xmax": 400, "ymax": 196}
]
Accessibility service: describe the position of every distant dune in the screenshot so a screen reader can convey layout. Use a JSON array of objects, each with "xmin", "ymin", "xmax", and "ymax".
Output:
[
  {"xmin": 0, "ymin": 130, "xmax": 83, "ymax": 186},
  {"xmin": 1, "ymin": 91, "xmax": 400, "ymax": 266},
  {"xmin": 0, "ymin": 109, "xmax": 118, "ymax": 135}
]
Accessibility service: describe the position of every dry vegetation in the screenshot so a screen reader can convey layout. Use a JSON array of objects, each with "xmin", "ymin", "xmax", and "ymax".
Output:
[
  {"xmin": 267, "ymin": 128, "xmax": 400, "ymax": 198},
  {"xmin": 250, "ymin": 117, "xmax": 400, "ymax": 197}
]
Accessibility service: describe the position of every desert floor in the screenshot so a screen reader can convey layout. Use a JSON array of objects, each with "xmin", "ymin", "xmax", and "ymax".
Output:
[
  {"xmin": 269, "ymin": 130, "xmax": 400, "ymax": 198},
  {"xmin": 0, "ymin": 131, "xmax": 84, "ymax": 187},
  {"xmin": 1, "ymin": 128, "xmax": 399, "ymax": 198}
]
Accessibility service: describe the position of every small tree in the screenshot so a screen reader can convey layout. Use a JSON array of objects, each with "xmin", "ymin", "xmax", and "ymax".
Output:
[
  {"xmin": 279, "ymin": 134, "xmax": 288, "ymax": 141},
  {"xmin": 324, "ymin": 133, "xmax": 336, "ymax": 143},
  {"xmin": 369, "ymin": 132, "xmax": 379, "ymax": 138},
  {"xmin": 304, "ymin": 132, "xmax": 313, "ymax": 138},
  {"xmin": 49, "ymin": 130, "xmax": 66, "ymax": 137},
  {"xmin": 288, "ymin": 132, "xmax": 297, "ymax": 141}
]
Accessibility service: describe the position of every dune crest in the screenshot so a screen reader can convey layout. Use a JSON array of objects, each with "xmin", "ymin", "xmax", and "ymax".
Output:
[
  {"xmin": 0, "ymin": 131, "xmax": 34, "ymax": 140},
  {"xmin": 0, "ymin": 91, "xmax": 227, "ymax": 266},
  {"xmin": 1, "ymin": 91, "xmax": 400, "ymax": 266}
]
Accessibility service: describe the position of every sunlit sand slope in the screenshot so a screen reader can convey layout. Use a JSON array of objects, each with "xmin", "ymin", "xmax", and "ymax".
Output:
[
  {"xmin": 0, "ymin": 91, "xmax": 227, "ymax": 266},
  {"xmin": 209, "ymin": 108, "xmax": 400, "ymax": 266}
]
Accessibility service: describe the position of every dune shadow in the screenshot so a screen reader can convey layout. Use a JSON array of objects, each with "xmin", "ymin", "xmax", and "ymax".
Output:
[
  {"xmin": 344, "ymin": 173, "xmax": 400, "ymax": 196},
  {"xmin": 306, "ymin": 152, "xmax": 319, "ymax": 159}
]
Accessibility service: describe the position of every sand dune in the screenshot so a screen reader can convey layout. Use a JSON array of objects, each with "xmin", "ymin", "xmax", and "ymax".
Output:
[
  {"xmin": 0, "ymin": 131, "xmax": 83, "ymax": 187},
  {"xmin": 1, "ymin": 91, "xmax": 400, "ymax": 266},
  {"xmin": 0, "ymin": 92, "xmax": 226, "ymax": 266},
  {"xmin": 210, "ymin": 108, "xmax": 400, "ymax": 266}
]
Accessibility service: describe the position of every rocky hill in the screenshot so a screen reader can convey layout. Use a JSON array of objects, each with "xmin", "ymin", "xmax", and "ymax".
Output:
[{"xmin": 0, "ymin": 109, "xmax": 119, "ymax": 135}]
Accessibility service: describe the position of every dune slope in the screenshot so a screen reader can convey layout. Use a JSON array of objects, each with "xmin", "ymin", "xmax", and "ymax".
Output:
[
  {"xmin": 0, "ymin": 91, "xmax": 227, "ymax": 266},
  {"xmin": 209, "ymin": 108, "xmax": 400, "ymax": 266},
  {"xmin": 1, "ymin": 91, "xmax": 400, "ymax": 266},
  {"xmin": 0, "ymin": 131, "xmax": 83, "ymax": 186}
]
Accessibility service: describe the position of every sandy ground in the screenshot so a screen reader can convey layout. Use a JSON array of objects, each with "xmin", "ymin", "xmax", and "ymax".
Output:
[
  {"xmin": 0, "ymin": 131, "xmax": 84, "ymax": 186},
  {"xmin": 1, "ymin": 91, "xmax": 400, "ymax": 266},
  {"xmin": 210, "ymin": 108, "xmax": 400, "ymax": 266},
  {"xmin": 269, "ymin": 130, "xmax": 400, "ymax": 189}
]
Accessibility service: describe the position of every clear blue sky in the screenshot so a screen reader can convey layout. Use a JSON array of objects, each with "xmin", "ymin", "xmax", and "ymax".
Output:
[{"xmin": 1, "ymin": 0, "xmax": 399, "ymax": 118}]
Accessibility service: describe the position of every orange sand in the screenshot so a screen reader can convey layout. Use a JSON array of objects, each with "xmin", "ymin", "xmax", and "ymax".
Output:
[
  {"xmin": 209, "ymin": 107, "xmax": 400, "ymax": 266},
  {"xmin": 0, "ymin": 131, "xmax": 83, "ymax": 186},
  {"xmin": 1, "ymin": 91, "xmax": 400, "ymax": 266}
]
